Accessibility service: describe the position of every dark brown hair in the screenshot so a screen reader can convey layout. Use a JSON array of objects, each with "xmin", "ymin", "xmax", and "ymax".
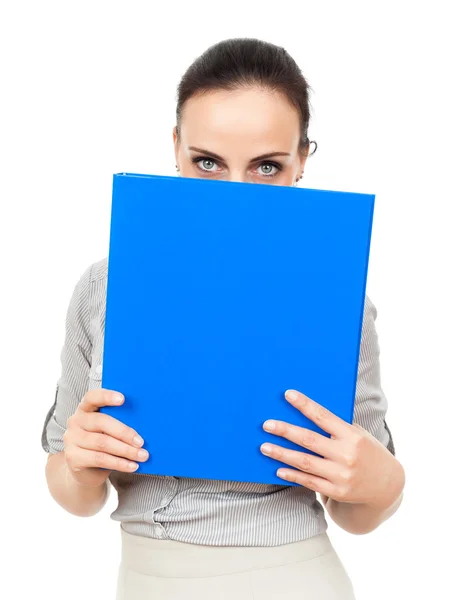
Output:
[{"xmin": 176, "ymin": 38, "xmax": 317, "ymax": 156}]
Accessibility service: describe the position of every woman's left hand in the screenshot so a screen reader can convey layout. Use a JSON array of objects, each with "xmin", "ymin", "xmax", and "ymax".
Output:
[{"xmin": 260, "ymin": 389, "xmax": 401, "ymax": 511}]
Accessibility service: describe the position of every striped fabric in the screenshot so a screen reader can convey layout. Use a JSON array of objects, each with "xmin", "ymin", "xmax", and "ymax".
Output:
[{"xmin": 41, "ymin": 258, "xmax": 395, "ymax": 547}]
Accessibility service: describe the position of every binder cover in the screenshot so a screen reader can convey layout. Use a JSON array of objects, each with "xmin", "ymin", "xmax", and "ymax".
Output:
[{"xmin": 99, "ymin": 173, "xmax": 375, "ymax": 485}]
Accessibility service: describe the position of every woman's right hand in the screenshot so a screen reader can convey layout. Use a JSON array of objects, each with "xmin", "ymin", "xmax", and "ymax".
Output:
[{"xmin": 63, "ymin": 389, "xmax": 149, "ymax": 489}]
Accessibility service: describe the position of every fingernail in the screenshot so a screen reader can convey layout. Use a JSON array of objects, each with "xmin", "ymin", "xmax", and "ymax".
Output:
[
  {"xmin": 113, "ymin": 394, "xmax": 124, "ymax": 404},
  {"xmin": 261, "ymin": 443, "xmax": 272, "ymax": 456},
  {"xmin": 138, "ymin": 449, "xmax": 149, "ymax": 460},
  {"xmin": 263, "ymin": 420, "xmax": 276, "ymax": 432},
  {"xmin": 285, "ymin": 389, "xmax": 299, "ymax": 402},
  {"xmin": 133, "ymin": 435, "xmax": 144, "ymax": 447},
  {"xmin": 128, "ymin": 462, "xmax": 139, "ymax": 471}
]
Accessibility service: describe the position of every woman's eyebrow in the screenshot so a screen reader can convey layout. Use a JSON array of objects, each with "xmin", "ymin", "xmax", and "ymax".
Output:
[
  {"xmin": 188, "ymin": 147, "xmax": 224, "ymax": 160},
  {"xmin": 249, "ymin": 151, "xmax": 291, "ymax": 162},
  {"xmin": 188, "ymin": 146, "xmax": 291, "ymax": 162}
]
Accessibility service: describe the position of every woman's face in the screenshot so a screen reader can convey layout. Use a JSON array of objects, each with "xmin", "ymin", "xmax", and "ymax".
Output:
[{"xmin": 173, "ymin": 87, "xmax": 307, "ymax": 186}]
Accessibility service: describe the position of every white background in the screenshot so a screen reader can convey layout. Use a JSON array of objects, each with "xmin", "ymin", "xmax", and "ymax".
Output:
[{"xmin": 1, "ymin": 1, "xmax": 449, "ymax": 598}]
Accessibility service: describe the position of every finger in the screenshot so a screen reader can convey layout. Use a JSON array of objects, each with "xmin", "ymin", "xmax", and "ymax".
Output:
[
  {"xmin": 262, "ymin": 420, "xmax": 340, "ymax": 461},
  {"xmin": 68, "ymin": 447, "xmax": 140, "ymax": 473},
  {"xmin": 276, "ymin": 467, "xmax": 336, "ymax": 496},
  {"xmin": 260, "ymin": 443, "xmax": 341, "ymax": 481},
  {"xmin": 77, "ymin": 431, "xmax": 150, "ymax": 464},
  {"xmin": 81, "ymin": 412, "xmax": 145, "ymax": 448},
  {"xmin": 284, "ymin": 389, "xmax": 353, "ymax": 439},
  {"xmin": 79, "ymin": 389, "xmax": 125, "ymax": 413}
]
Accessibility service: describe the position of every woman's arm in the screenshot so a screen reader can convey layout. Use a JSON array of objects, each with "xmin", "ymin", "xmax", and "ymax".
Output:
[
  {"xmin": 42, "ymin": 265, "xmax": 99, "ymax": 515},
  {"xmin": 42, "ymin": 263, "xmax": 147, "ymax": 516},
  {"xmin": 45, "ymin": 451, "xmax": 109, "ymax": 517},
  {"xmin": 260, "ymin": 296, "xmax": 404, "ymax": 534},
  {"xmin": 321, "ymin": 294, "xmax": 404, "ymax": 534},
  {"xmin": 46, "ymin": 384, "xmax": 148, "ymax": 515}
]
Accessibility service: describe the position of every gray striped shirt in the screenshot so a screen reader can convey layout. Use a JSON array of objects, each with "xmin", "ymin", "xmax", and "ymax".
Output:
[{"xmin": 41, "ymin": 257, "xmax": 395, "ymax": 546}]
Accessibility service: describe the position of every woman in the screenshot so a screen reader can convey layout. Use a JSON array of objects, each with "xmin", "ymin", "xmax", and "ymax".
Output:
[{"xmin": 42, "ymin": 38, "xmax": 405, "ymax": 599}]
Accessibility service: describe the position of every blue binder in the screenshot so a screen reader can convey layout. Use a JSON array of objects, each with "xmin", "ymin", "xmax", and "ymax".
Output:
[{"xmin": 99, "ymin": 173, "xmax": 375, "ymax": 485}]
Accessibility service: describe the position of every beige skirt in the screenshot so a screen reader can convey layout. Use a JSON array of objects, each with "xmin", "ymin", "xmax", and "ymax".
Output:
[{"xmin": 116, "ymin": 527, "xmax": 356, "ymax": 599}]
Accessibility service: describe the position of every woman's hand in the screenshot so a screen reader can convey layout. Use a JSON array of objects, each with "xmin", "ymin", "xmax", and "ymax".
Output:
[
  {"xmin": 260, "ymin": 389, "xmax": 403, "ymax": 512},
  {"xmin": 63, "ymin": 389, "xmax": 149, "ymax": 489}
]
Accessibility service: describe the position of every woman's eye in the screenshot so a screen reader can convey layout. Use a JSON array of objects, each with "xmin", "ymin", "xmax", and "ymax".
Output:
[
  {"xmin": 256, "ymin": 163, "xmax": 280, "ymax": 177},
  {"xmin": 197, "ymin": 158, "xmax": 219, "ymax": 172}
]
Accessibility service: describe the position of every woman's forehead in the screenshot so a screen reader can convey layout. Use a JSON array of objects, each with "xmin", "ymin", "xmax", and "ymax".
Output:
[{"xmin": 179, "ymin": 87, "xmax": 301, "ymax": 154}]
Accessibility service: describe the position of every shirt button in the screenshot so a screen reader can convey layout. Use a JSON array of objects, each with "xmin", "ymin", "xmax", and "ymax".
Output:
[
  {"xmin": 156, "ymin": 527, "xmax": 164, "ymax": 539},
  {"xmin": 95, "ymin": 364, "xmax": 103, "ymax": 375}
]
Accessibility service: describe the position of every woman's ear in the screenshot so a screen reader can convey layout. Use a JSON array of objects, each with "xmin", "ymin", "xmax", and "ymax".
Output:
[
  {"xmin": 173, "ymin": 125, "xmax": 179, "ymax": 166},
  {"xmin": 295, "ymin": 153, "xmax": 307, "ymax": 182}
]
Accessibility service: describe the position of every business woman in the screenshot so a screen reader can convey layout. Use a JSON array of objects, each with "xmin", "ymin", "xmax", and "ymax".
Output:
[{"xmin": 42, "ymin": 38, "xmax": 405, "ymax": 599}]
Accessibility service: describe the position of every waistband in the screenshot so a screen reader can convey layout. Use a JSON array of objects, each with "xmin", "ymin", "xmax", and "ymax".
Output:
[{"xmin": 120, "ymin": 527, "xmax": 335, "ymax": 578}]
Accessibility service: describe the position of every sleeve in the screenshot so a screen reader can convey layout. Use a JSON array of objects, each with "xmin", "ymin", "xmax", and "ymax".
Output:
[
  {"xmin": 41, "ymin": 264, "xmax": 93, "ymax": 454},
  {"xmin": 352, "ymin": 295, "xmax": 396, "ymax": 456}
]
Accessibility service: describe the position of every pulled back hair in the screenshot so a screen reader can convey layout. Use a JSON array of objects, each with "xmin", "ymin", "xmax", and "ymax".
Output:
[{"xmin": 176, "ymin": 38, "xmax": 317, "ymax": 157}]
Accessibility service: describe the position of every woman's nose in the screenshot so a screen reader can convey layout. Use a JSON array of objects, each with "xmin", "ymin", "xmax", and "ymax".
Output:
[{"xmin": 228, "ymin": 171, "xmax": 251, "ymax": 184}]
